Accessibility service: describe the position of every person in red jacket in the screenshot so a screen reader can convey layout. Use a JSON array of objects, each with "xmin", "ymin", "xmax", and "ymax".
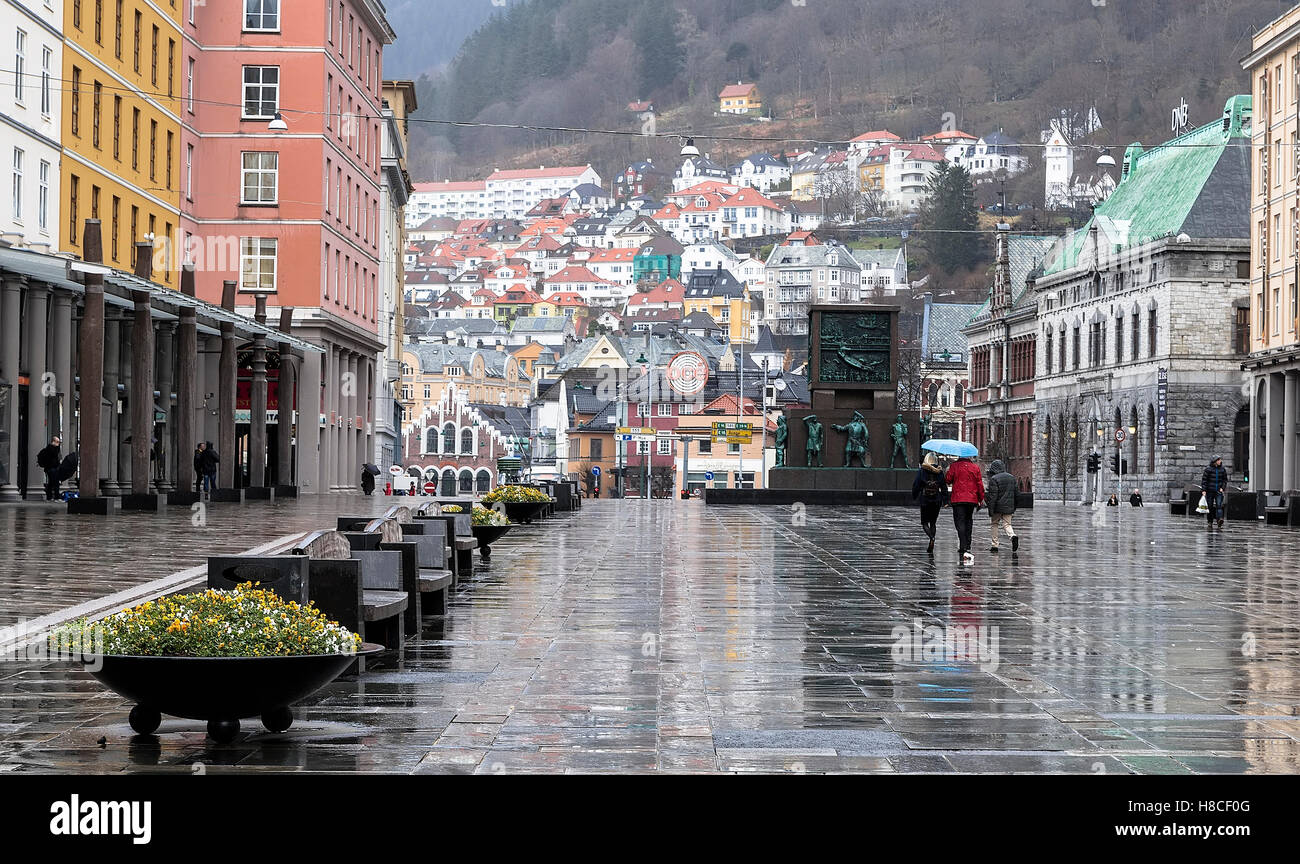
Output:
[{"xmin": 945, "ymin": 455, "xmax": 985, "ymax": 565}]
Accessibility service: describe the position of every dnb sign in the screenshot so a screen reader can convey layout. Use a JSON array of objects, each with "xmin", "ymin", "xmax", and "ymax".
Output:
[{"xmin": 665, "ymin": 351, "xmax": 709, "ymax": 398}]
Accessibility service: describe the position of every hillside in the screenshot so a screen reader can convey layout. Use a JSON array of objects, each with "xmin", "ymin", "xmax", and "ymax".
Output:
[
  {"xmin": 381, "ymin": 0, "xmax": 514, "ymax": 79},
  {"xmin": 402, "ymin": 0, "xmax": 1287, "ymax": 192}
]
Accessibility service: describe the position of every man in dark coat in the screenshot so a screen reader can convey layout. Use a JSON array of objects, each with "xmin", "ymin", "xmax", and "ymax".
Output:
[
  {"xmin": 194, "ymin": 443, "xmax": 206, "ymax": 491},
  {"xmin": 1201, "ymin": 455, "xmax": 1229, "ymax": 529},
  {"xmin": 360, "ymin": 466, "xmax": 375, "ymax": 496},
  {"xmin": 985, "ymin": 459, "xmax": 1019, "ymax": 553},
  {"xmin": 201, "ymin": 442, "xmax": 220, "ymax": 493},
  {"xmin": 36, "ymin": 436, "xmax": 62, "ymax": 501}
]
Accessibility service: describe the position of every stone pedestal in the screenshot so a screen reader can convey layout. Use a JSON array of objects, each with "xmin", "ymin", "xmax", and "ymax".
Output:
[
  {"xmin": 68, "ymin": 497, "xmax": 113, "ymax": 515},
  {"xmin": 121, "ymin": 493, "xmax": 160, "ymax": 511}
]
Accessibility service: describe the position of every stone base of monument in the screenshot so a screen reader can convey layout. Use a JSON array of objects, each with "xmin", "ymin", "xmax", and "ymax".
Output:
[
  {"xmin": 166, "ymin": 491, "xmax": 202, "ymax": 506},
  {"xmin": 705, "ymin": 488, "xmax": 915, "ymax": 506},
  {"xmin": 769, "ymin": 467, "xmax": 917, "ymax": 491}
]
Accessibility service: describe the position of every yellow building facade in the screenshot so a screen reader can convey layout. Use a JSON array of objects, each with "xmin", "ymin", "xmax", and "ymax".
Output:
[
  {"xmin": 684, "ymin": 292, "xmax": 754, "ymax": 344},
  {"xmin": 61, "ymin": 0, "xmax": 182, "ymax": 286}
]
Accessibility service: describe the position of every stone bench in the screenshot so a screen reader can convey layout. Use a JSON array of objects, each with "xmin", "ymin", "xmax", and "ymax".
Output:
[
  {"xmin": 1264, "ymin": 494, "xmax": 1290, "ymax": 526},
  {"xmin": 1167, "ymin": 486, "xmax": 1188, "ymax": 516},
  {"xmin": 414, "ymin": 512, "xmax": 478, "ymax": 581},
  {"xmin": 394, "ymin": 521, "xmax": 454, "ymax": 615},
  {"xmin": 339, "ymin": 520, "xmax": 415, "ymax": 648}
]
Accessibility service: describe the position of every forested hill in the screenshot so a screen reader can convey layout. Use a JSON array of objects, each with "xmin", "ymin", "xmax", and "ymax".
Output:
[{"xmin": 402, "ymin": 0, "xmax": 1289, "ymax": 183}]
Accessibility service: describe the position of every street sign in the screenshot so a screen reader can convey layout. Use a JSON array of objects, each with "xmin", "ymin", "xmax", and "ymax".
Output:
[
  {"xmin": 617, "ymin": 426, "xmax": 656, "ymax": 436},
  {"xmin": 704, "ymin": 471, "xmax": 715, "ymax": 481},
  {"xmin": 424, "ymin": 481, "xmax": 436, "ymax": 495},
  {"xmin": 1115, "ymin": 428, "xmax": 1127, "ymax": 443},
  {"xmin": 590, "ymin": 466, "xmax": 601, "ymax": 476},
  {"xmin": 712, "ymin": 421, "xmax": 753, "ymax": 443},
  {"xmin": 389, "ymin": 465, "xmax": 404, "ymax": 476}
]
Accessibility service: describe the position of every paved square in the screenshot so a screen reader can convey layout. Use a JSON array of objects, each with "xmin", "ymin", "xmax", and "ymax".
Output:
[{"xmin": 2, "ymin": 498, "xmax": 1298, "ymax": 774}]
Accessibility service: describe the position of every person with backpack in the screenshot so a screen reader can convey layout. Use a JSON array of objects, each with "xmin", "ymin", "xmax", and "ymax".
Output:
[
  {"xmin": 1201, "ymin": 455, "xmax": 1229, "ymax": 529},
  {"xmin": 911, "ymin": 453, "xmax": 949, "ymax": 554},
  {"xmin": 945, "ymin": 455, "xmax": 985, "ymax": 566},
  {"xmin": 984, "ymin": 459, "xmax": 1019, "ymax": 553}
]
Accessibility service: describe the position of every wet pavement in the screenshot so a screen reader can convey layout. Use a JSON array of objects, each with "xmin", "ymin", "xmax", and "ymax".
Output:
[{"xmin": 2, "ymin": 498, "xmax": 1300, "ymax": 774}]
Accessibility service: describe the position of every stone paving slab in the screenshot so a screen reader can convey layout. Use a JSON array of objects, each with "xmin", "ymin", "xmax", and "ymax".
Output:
[{"xmin": 1, "ymin": 500, "xmax": 1300, "ymax": 773}]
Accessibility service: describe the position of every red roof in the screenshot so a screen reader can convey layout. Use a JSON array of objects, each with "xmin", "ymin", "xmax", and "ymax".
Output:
[
  {"xmin": 719, "ymin": 82, "xmax": 758, "ymax": 99},
  {"xmin": 546, "ymin": 266, "xmax": 612, "ymax": 285},
  {"xmin": 544, "ymin": 292, "xmax": 587, "ymax": 306},
  {"xmin": 587, "ymin": 247, "xmax": 639, "ymax": 263},
  {"xmin": 627, "ymin": 278, "xmax": 685, "ymax": 306},
  {"xmin": 668, "ymin": 181, "xmax": 739, "ymax": 200},
  {"xmin": 850, "ymin": 130, "xmax": 900, "ymax": 143},
  {"xmin": 922, "ymin": 130, "xmax": 977, "ymax": 143},
  {"xmin": 412, "ymin": 180, "xmax": 486, "ymax": 193},
  {"xmin": 720, "ymin": 187, "xmax": 783, "ymax": 211}
]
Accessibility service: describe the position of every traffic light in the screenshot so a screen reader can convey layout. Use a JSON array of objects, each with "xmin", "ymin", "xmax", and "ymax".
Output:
[
  {"xmin": 1110, "ymin": 453, "xmax": 1121, "ymax": 475},
  {"xmin": 1086, "ymin": 452, "xmax": 1101, "ymax": 474}
]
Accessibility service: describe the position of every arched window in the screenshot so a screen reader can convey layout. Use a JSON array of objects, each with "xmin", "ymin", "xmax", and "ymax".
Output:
[
  {"xmin": 476, "ymin": 470, "xmax": 491, "ymax": 493},
  {"xmin": 928, "ymin": 382, "xmax": 939, "ymax": 407},
  {"xmin": 442, "ymin": 423, "xmax": 456, "ymax": 453},
  {"xmin": 1044, "ymin": 415, "xmax": 1052, "ymax": 479},
  {"xmin": 461, "ymin": 429, "xmax": 474, "ymax": 454},
  {"xmin": 440, "ymin": 469, "xmax": 456, "ymax": 497},
  {"xmin": 459, "ymin": 470, "xmax": 474, "ymax": 493},
  {"xmin": 1147, "ymin": 404, "xmax": 1157, "ymax": 474},
  {"xmin": 1129, "ymin": 406, "xmax": 1139, "ymax": 475},
  {"xmin": 426, "ymin": 428, "xmax": 438, "ymax": 453},
  {"xmin": 954, "ymin": 384, "xmax": 963, "ymax": 405},
  {"xmin": 939, "ymin": 382, "xmax": 950, "ymax": 407}
]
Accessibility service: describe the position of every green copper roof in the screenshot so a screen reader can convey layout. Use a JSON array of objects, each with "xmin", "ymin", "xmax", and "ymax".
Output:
[{"xmin": 1041, "ymin": 95, "xmax": 1251, "ymax": 276}]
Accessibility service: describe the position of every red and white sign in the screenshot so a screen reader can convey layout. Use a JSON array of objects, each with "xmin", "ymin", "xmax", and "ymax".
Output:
[
  {"xmin": 1114, "ymin": 428, "xmax": 1127, "ymax": 443},
  {"xmin": 666, "ymin": 351, "xmax": 709, "ymax": 396},
  {"xmin": 424, "ymin": 481, "xmax": 437, "ymax": 495}
]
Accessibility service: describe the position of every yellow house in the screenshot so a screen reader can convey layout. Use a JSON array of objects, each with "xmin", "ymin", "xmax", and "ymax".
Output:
[
  {"xmin": 718, "ymin": 82, "xmax": 762, "ymax": 115},
  {"xmin": 61, "ymin": 0, "xmax": 183, "ymax": 285},
  {"xmin": 400, "ymin": 344, "xmax": 529, "ymax": 427}
]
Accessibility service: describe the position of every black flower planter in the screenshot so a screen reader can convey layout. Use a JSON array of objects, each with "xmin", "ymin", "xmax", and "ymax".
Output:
[
  {"xmin": 84, "ymin": 644, "xmax": 383, "ymax": 743},
  {"xmin": 502, "ymin": 501, "xmax": 547, "ymax": 524},
  {"xmin": 470, "ymin": 523, "xmax": 513, "ymax": 559}
]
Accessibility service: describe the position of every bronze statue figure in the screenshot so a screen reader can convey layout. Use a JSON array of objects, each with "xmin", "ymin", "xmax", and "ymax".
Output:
[
  {"xmin": 920, "ymin": 413, "xmax": 933, "ymax": 444},
  {"xmin": 803, "ymin": 415, "xmax": 824, "ymax": 468},
  {"xmin": 890, "ymin": 413, "xmax": 909, "ymax": 468},
  {"xmin": 774, "ymin": 414, "xmax": 788, "ymax": 467},
  {"xmin": 832, "ymin": 411, "xmax": 870, "ymax": 468}
]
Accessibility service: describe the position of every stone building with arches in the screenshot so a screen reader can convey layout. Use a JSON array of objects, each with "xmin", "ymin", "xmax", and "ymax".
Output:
[
  {"xmin": 399, "ymin": 344, "xmax": 530, "ymax": 435},
  {"xmin": 1030, "ymin": 96, "xmax": 1252, "ymax": 501},
  {"xmin": 398, "ymin": 383, "xmax": 532, "ymax": 495}
]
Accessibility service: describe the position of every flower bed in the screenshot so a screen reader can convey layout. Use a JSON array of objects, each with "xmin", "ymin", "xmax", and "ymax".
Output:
[
  {"xmin": 470, "ymin": 505, "xmax": 510, "ymax": 527},
  {"xmin": 441, "ymin": 504, "xmax": 464, "ymax": 513},
  {"xmin": 56, "ymin": 582, "xmax": 362, "ymax": 658},
  {"xmin": 482, "ymin": 485, "xmax": 550, "ymax": 505}
]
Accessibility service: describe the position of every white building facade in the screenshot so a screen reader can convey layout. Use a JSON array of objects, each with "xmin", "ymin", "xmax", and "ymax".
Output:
[{"xmin": 2, "ymin": 0, "xmax": 61, "ymax": 249}]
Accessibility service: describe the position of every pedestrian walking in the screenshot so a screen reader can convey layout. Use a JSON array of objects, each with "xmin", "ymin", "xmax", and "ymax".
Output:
[
  {"xmin": 1201, "ymin": 455, "xmax": 1229, "ymax": 529},
  {"xmin": 1106, "ymin": 493, "xmax": 1119, "ymax": 506},
  {"xmin": 1129, "ymin": 489, "xmax": 1144, "ymax": 507},
  {"xmin": 911, "ymin": 453, "xmax": 949, "ymax": 555},
  {"xmin": 360, "ymin": 465, "xmax": 375, "ymax": 496},
  {"xmin": 36, "ymin": 436, "xmax": 62, "ymax": 501},
  {"xmin": 985, "ymin": 459, "xmax": 1019, "ymax": 553},
  {"xmin": 201, "ymin": 442, "xmax": 219, "ymax": 494},
  {"xmin": 945, "ymin": 455, "xmax": 985, "ymax": 566}
]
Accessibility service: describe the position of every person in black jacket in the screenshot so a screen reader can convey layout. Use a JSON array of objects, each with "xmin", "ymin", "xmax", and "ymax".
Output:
[
  {"xmin": 1129, "ymin": 489, "xmax": 1144, "ymax": 507},
  {"xmin": 1201, "ymin": 455, "xmax": 1229, "ymax": 529},
  {"xmin": 194, "ymin": 443, "xmax": 206, "ymax": 492},
  {"xmin": 360, "ymin": 465, "xmax": 375, "ymax": 496},
  {"xmin": 36, "ymin": 436, "xmax": 62, "ymax": 500},
  {"xmin": 200, "ymin": 442, "xmax": 220, "ymax": 494},
  {"xmin": 985, "ymin": 459, "xmax": 1019, "ymax": 553},
  {"xmin": 911, "ymin": 453, "xmax": 949, "ymax": 554}
]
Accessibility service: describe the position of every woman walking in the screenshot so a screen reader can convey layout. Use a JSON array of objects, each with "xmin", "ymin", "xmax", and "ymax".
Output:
[
  {"xmin": 911, "ymin": 453, "xmax": 949, "ymax": 554},
  {"xmin": 945, "ymin": 455, "xmax": 985, "ymax": 566}
]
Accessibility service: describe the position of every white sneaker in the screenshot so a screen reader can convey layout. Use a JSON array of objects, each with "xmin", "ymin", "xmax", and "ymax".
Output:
[{"xmin": 962, "ymin": 553, "xmax": 974, "ymax": 566}]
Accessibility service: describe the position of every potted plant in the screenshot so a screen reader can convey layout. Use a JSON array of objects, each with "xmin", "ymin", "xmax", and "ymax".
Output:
[
  {"xmin": 468, "ymin": 505, "xmax": 512, "ymax": 559},
  {"xmin": 54, "ymin": 583, "xmax": 378, "ymax": 743},
  {"xmin": 481, "ymin": 485, "xmax": 551, "ymax": 524}
]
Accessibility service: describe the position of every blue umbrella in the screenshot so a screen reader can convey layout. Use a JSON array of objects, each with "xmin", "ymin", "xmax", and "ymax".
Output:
[{"xmin": 921, "ymin": 438, "xmax": 979, "ymax": 458}]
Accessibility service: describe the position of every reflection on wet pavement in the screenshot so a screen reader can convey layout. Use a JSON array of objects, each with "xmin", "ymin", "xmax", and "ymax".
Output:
[{"xmin": 2, "ymin": 499, "xmax": 1299, "ymax": 774}]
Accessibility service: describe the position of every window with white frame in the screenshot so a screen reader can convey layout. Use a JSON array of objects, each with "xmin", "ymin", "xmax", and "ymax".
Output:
[
  {"xmin": 637, "ymin": 403, "xmax": 648, "ymax": 417},
  {"xmin": 12, "ymin": 149, "xmax": 23, "ymax": 220},
  {"xmin": 14, "ymin": 31, "xmax": 26, "ymax": 102},
  {"xmin": 37, "ymin": 160, "xmax": 48, "ymax": 231},
  {"xmin": 239, "ymin": 237, "xmax": 277, "ymax": 292},
  {"xmin": 40, "ymin": 46, "xmax": 51, "ymax": 114},
  {"xmin": 241, "ymin": 66, "xmax": 278, "ymax": 119},
  {"xmin": 186, "ymin": 57, "xmax": 195, "ymax": 113},
  {"xmin": 657, "ymin": 439, "xmax": 671, "ymax": 455},
  {"xmin": 637, "ymin": 441, "xmax": 650, "ymax": 454},
  {"xmin": 243, "ymin": 0, "xmax": 279, "ymax": 31},
  {"xmin": 678, "ymin": 402, "xmax": 695, "ymax": 415},
  {"xmin": 657, "ymin": 403, "xmax": 672, "ymax": 416},
  {"xmin": 240, "ymin": 152, "xmax": 278, "ymax": 203},
  {"xmin": 185, "ymin": 144, "xmax": 193, "ymax": 200}
]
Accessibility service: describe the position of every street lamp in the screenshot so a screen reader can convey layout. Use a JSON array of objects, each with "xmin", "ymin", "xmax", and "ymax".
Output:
[{"xmin": 267, "ymin": 112, "xmax": 288, "ymax": 132}]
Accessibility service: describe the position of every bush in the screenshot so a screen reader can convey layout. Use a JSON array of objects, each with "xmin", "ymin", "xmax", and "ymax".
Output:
[
  {"xmin": 481, "ymin": 485, "xmax": 550, "ymax": 505},
  {"xmin": 470, "ymin": 505, "xmax": 510, "ymax": 527}
]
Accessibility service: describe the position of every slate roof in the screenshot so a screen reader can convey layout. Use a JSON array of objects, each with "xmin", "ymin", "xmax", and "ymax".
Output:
[
  {"xmin": 510, "ymin": 316, "xmax": 569, "ymax": 334},
  {"xmin": 684, "ymin": 268, "xmax": 747, "ymax": 298},
  {"xmin": 966, "ymin": 235, "xmax": 1058, "ymax": 323},
  {"xmin": 924, "ymin": 302, "xmax": 983, "ymax": 360},
  {"xmin": 468, "ymin": 403, "xmax": 531, "ymax": 438}
]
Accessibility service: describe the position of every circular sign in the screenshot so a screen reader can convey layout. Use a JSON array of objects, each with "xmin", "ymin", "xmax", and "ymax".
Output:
[
  {"xmin": 590, "ymin": 466, "xmax": 601, "ymax": 476},
  {"xmin": 389, "ymin": 465, "xmax": 404, "ymax": 476},
  {"xmin": 665, "ymin": 351, "xmax": 709, "ymax": 397},
  {"xmin": 1114, "ymin": 428, "xmax": 1127, "ymax": 443},
  {"xmin": 424, "ymin": 481, "xmax": 436, "ymax": 494},
  {"xmin": 704, "ymin": 471, "xmax": 715, "ymax": 481}
]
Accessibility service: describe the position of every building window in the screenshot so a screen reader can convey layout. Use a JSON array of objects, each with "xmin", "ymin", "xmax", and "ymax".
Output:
[
  {"xmin": 151, "ymin": 25, "xmax": 158, "ymax": 86},
  {"xmin": 240, "ymin": 152, "xmax": 278, "ymax": 203},
  {"xmin": 13, "ymin": 31, "xmax": 25, "ymax": 102},
  {"xmin": 149, "ymin": 119, "xmax": 156, "ymax": 180},
  {"xmin": 40, "ymin": 46, "xmax": 50, "ymax": 114},
  {"xmin": 166, "ymin": 131, "xmax": 173, "ymax": 190},
  {"xmin": 1147, "ymin": 305, "xmax": 1157, "ymax": 355},
  {"xmin": 657, "ymin": 403, "xmax": 672, "ymax": 417},
  {"xmin": 94, "ymin": 0, "xmax": 102, "ymax": 43},
  {"xmin": 1131, "ymin": 311, "xmax": 1140, "ymax": 360},
  {"xmin": 1115, "ymin": 315, "xmax": 1123, "ymax": 363},
  {"xmin": 73, "ymin": 0, "xmax": 81, "ymax": 29},
  {"xmin": 239, "ymin": 238, "xmax": 277, "ymax": 293},
  {"xmin": 110, "ymin": 196, "xmax": 119, "ymax": 260},
  {"xmin": 112, "ymin": 96, "xmax": 121, "ymax": 159},
  {"xmin": 460, "ymin": 429, "xmax": 473, "ymax": 454},
  {"xmin": 658, "ymin": 439, "xmax": 672, "ymax": 456},
  {"xmin": 242, "ymin": 66, "xmax": 279, "ymax": 119},
  {"xmin": 168, "ymin": 39, "xmax": 174, "ymax": 97},
  {"xmin": 1072, "ymin": 326, "xmax": 1080, "ymax": 369},
  {"xmin": 187, "ymin": 57, "xmax": 195, "ymax": 113},
  {"xmin": 69, "ymin": 175, "xmax": 79, "ymax": 245},
  {"xmin": 1234, "ymin": 306, "xmax": 1249, "ymax": 355},
  {"xmin": 133, "ymin": 11, "xmax": 140, "ymax": 72},
  {"xmin": 70, "ymin": 67, "xmax": 80, "ymax": 136},
  {"xmin": 131, "ymin": 108, "xmax": 139, "ymax": 169},
  {"xmin": 243, "ymin": 0, "xmax": 279, "ymax": 31},
  {"xmin": 698, "ymin": 439, "xmax": 711, "ymax": 454},
  {"xmin": 185, "ymin": 144, "xmax": 193, "ymax": 199},
  {"xmin": 92, "ymin": 82, "xmax": 102, "ymax": 149},
  {"xmin": 115, "ymin": 0, "xmax": 122, "ymax": 58},
  {"xmin": 11, "ymin": 149, "xmax": 22, "ymax": 220},
  {"xmin": 37, "ymin": 160, "xmax": 48, "ymax": 231}
]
